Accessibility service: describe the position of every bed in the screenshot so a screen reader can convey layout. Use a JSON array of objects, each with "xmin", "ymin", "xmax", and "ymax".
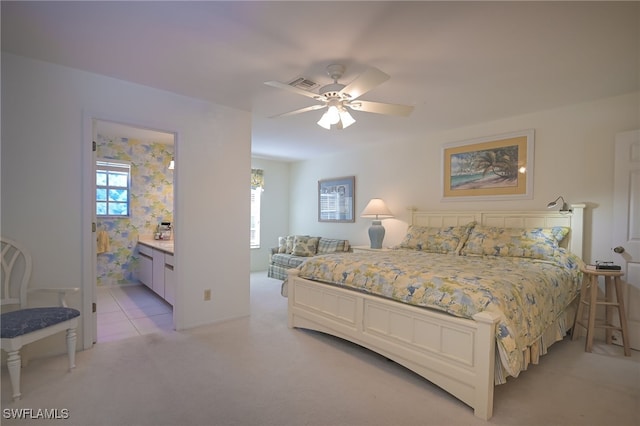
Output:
[{"xmin": 287, "ymin": 206, "xmax": 585, "ymax": 420}]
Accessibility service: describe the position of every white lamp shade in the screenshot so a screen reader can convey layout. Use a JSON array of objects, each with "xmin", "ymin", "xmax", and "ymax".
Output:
[
  {"xmin": 317, "ymin": 111, "xmax": 333, "ymax": 129},
  {"xmin": 326, "ymin": 106, "xmax": 341, "ymax": 124},
  {"xmin": 339, "ymin": 109, "xmax": 356, "ymax": 128},
  {"xmin": 317, "ymin": 104, "xmax": 356, "ymax": 130},
  {"xmin": 360, "ymin": 198, "xmax": 393, "ymax": 219}
]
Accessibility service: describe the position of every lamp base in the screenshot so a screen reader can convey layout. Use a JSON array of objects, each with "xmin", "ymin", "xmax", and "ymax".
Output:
[{"xmin": 368, "ymin": 220, "xmax": 385, "ymax": 249}]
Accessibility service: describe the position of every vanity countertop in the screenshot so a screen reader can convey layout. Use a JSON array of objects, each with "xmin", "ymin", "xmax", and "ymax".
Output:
[{"xmin": 138, "ymin": 238, "xmax": 174, "ymax": 254}]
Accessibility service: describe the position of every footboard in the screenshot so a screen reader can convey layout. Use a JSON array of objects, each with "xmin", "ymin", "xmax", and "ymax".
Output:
[{"xmin": 287, "ymin": 269, "xmax": 500, "ymax": 420}]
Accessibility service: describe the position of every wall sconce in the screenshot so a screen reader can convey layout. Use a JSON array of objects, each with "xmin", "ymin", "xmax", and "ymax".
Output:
[
  {"xmin": 547, "ymin": 196, "xmax": 571, "ymax": 213},
  {"xmin": 360, "ymin": 198, "xmax": 394, "ymax": 249},
  {"xmin": 168, "ymin": 157, "xmax": 175, "ymax": 170}
]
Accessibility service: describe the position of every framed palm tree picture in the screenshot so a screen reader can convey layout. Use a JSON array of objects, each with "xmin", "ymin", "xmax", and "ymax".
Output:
[{"xmin": 442, "ymin": 129, "xmax": 534, "ymax": 201}]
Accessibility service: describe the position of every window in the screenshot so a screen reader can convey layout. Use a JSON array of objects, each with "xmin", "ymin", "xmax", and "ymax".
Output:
[
  {"xmin": 250, "ymin": 188, "xmax": 262, "ymax": 248},
  {"xmin": 250, "ymin": 169, "xmax": 264, "ymax": 248},
  {"xmin": 96, "ymin": 160, "xmax": 131, "ymax": 217}
]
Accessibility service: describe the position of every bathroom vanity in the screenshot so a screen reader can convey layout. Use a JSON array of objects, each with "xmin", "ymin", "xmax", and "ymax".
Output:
[{"xmin": 138, "ymin": 239, "xmax": 175, "ymax": 306}]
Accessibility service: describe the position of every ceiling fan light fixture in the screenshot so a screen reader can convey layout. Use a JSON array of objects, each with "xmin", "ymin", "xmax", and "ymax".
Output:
[
  {"xmin": 317, "ymin": 111, "xmax": 333, "ymax": 129},
  {"xmin": 339, "ymin": 109, "xmax": 356, "ymax": 128},
  {"xmin": 268, "ymin": 63, "xmax": 410, "ymax": 129},
  {"xmin": 327, "ymin": 105, "xmax": 341, "ymax": 124},
  {"xmin": 317, "ymin": 104, "xmax": 356, "ymax": 130}
]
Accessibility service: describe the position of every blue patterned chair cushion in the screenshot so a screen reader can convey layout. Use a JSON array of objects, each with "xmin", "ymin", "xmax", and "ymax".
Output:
[{"xmin": 1, "ymin": 307, "xmax": 80, "ymax": 339}]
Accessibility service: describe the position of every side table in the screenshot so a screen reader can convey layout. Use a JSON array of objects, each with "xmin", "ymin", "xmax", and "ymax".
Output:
[{"xmin": 572, "ymin": 268, "xmax": 630, "ymax": 356}]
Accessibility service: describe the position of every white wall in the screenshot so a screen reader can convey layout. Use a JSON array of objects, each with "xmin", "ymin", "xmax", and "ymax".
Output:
[
  {"xmin": 289, "ymin": 92, "xmax": 640, "ymax": 264},
  {"xmin": 3, "ymin": 49, "xmax": 637, "ymax": 357},
  {"xmin": 1, "ymin": 53, "xmax": 251, "ymax": 354},
  {"xmin": 250, "ymin": 158, "xmax": 290, "ymax": 271}
]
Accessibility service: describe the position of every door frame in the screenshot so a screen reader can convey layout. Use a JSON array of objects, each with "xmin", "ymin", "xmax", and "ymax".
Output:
[
  {"xmin": 81, "ymin": 111, "xmax": 178, "ymax": 349},
  {"xmin": 612, "ymin": 129, "xmax": 640, "ymax": 350}
]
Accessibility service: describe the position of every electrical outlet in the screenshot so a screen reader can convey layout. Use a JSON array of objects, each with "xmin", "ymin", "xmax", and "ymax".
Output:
[{"xmin": 204, "ymin": 289, "xmax": 211, "ymax": 301}]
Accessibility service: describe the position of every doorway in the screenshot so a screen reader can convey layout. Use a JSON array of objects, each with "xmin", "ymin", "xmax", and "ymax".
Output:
[
  {"xmin": 612, "ymin": 129, "xmax": 640, "ymax": 350},
  {"xmin": 92, "ymin": 119, "xmax": 176, "ymax": 343}
]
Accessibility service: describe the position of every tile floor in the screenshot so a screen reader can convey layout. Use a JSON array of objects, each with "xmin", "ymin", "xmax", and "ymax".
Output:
[{"xmin": 97, "ymin": 283, "xmax": 174, "ymax": 343}]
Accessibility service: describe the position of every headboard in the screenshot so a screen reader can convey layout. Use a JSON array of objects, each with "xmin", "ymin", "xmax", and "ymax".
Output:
[{"xmin": 410, "ymin": 204, "xmax": 585, "ymax": 258}]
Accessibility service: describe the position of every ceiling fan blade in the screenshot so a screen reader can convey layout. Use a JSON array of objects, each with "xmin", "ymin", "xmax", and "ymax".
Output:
[
  {"xmin": 339, "ymin": 67, "xmax": 390, "ymax": 100},
  {"xmin": 348, "ymin": 100, "xmax": 414, "ymax": 117},
  {"xmin": 269, "ymin": 104, "xmax": 326, "ymax": 118},
  {"xmin": 264, "ymin": 81, "xmax": 320, "ymax": 100}
]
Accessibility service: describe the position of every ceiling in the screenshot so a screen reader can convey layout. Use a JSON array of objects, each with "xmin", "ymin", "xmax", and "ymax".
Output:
[
  {"xmin": 2, "ymin": 1, "xmax": 638, "ymax": 161},
  {"xmin": 95, "ymin": 121, "xmax": 175, "ymax": 145}
]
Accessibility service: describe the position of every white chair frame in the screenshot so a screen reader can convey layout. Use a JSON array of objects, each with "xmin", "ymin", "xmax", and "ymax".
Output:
[{"xmin": 1, "ymin": 237, "xmax": 80, "ymax": 401}]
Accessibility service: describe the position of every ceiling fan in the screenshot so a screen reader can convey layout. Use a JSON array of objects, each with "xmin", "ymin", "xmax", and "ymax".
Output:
[{"xmin": 264, "ymin": 64, "xmax": 414, "ymax": 130}]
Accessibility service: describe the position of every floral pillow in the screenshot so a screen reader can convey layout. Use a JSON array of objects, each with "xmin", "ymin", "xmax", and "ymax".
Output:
[
  {"xmin": 285, "ymin": 235, "xmax": 296, "ymax": 254},
  {"xmin": 277, "ymin": 237, "xmax": 288, "ymax": 253},
  {"xmin": 291, "ymin": 236, "xmax": 320, "ymax": 257},
  {"xmin": 398, "ymin": 222, "xmax": 475, "ymax": 254},
  {"xmin": 460, "ymin": 225, "xmax": 570, "ymax": 259}
]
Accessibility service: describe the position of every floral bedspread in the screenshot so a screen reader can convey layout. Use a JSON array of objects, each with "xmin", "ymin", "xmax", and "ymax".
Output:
[{"xmin": 296, "ymin": 249, "xmax": 583, "ymax": 376}]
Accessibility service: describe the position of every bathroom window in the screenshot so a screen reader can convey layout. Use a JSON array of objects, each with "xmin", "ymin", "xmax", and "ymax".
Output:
[{"xmin": 96, "ymin": 160, "xmax": 131, "ymax": 217}]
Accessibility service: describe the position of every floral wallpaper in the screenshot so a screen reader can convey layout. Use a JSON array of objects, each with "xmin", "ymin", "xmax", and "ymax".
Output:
[{"xmin": 96, "ymin": 134, "xmax": 174, "ymax": 286}]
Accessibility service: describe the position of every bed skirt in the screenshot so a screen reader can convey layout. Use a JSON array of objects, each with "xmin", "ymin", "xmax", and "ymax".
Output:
[{"xmin": 495, "ymin": 298, "xmax": 577, "ymax": 384}]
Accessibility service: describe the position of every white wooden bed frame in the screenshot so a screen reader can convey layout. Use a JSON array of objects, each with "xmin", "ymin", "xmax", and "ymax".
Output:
[{"xmin": 287, "ymin": 205, "xmax": 585, "ymax": 420}]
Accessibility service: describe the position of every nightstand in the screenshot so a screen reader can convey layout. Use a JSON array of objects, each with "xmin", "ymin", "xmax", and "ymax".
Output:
[
  {"xmin": 351, "ymin": 245, "xmax": 392, "ymax": 253},
  {"xmin": 572, "ymin": 268, "xmax": 630, "ymax": 356}
]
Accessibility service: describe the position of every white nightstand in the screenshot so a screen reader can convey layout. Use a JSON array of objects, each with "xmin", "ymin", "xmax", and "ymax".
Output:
[{"xmin": 351, "ymin": 245, "xmax": 392, "ymax": 253}]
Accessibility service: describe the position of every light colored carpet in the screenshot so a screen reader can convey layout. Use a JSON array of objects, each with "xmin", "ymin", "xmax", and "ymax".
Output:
[{"xmin": 1, "ymin": 272, "xmax": 638, "ymax": 426}]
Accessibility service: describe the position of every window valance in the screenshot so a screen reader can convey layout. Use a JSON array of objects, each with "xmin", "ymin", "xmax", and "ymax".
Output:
[{"xmin": 251, "ymin": 168, "xmax": 264, "ymax": 189}]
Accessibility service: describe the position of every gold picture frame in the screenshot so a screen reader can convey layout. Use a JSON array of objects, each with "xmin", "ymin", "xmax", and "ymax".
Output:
[{"xmin": 442, "ymin": 129, "xmax": 534, "ymax": 201}]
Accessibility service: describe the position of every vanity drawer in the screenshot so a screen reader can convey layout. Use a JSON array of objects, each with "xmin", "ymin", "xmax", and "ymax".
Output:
[
  {"xmin": 165, "ymin": 253, "xmax": 174, "ymax": 267},
  {"xmin": 138, "ymin": 243, "xmax": 153, "ymax": 257}
]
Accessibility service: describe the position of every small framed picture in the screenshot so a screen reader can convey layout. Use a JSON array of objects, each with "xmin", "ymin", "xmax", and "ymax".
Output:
[{"xmin": 318, "ymin": 176, "xmax": 355, "ymax": 222}]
